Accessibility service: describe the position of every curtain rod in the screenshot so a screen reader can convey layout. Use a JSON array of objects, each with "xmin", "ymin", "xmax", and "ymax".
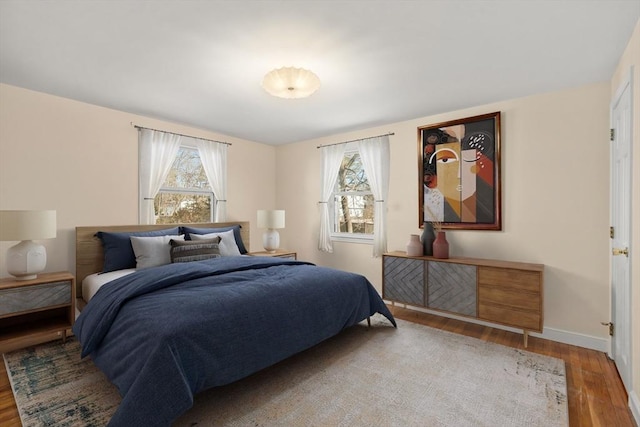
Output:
[
  {"xmin": 316, "ymin": 132, "xmax": 394, "ymax": 149},
  {"xmin": 132, "ymin": 123, "xmax": 232, "ymax": 146}
]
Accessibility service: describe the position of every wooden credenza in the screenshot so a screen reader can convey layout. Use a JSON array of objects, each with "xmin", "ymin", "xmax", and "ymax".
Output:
[{"xmin": 382, "ymin": 252, "xmax": 544, "ymax": 346}]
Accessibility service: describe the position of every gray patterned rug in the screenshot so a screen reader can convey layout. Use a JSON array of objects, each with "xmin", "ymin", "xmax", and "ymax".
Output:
[{"xmin": 4, "ymin": 317, "xmax": 568, "ymax": 426}]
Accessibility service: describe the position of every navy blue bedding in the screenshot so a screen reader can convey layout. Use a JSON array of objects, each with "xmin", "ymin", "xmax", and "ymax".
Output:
[{"xmin": 73, "ymin": 256, "xmax": 395, "ymax": 426}]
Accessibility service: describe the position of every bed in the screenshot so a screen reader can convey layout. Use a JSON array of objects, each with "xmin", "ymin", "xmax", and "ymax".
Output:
[{"xmin": 73, "ymin": 222, "xmax": 396, "ymax": 426}]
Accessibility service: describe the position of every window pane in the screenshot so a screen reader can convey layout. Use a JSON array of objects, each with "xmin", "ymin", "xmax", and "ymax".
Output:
[
  {"xmin": 164, "ymin": 147, "xmax": 211, "ymax": 190},
  {"xmin": 155, "ymin": 146, "xmax": 213, "ymax": 224},
  {"xmin": 155, "ymin": 192, "xmax": 212, "ymax": 224},
  {"xmin": 331, "ymin": 151, "xmax": 374, "ymax": 236},
  {"xmin": 333, "ymin": 194, "xmax": 374, "ymax": 234},
  {"xmin": 335, "ymin": 152, "xmax": 370, "ymax": 192}
]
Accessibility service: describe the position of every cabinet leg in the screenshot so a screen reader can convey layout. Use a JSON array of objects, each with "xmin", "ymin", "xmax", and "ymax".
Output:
[
  {"xmin": 61, "ymin": 329, "xmax": 67, "ymax": 343},
  {"xmin": 523, "ymin": 330, "xmax": 529, "ymax": 348}
]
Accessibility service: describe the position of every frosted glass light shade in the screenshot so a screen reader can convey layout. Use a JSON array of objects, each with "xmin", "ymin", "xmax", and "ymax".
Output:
[
  {"xmin": 262, "ymin": 67, "xmax": 320, "ymax": 99},
  {"xmin": 0, "ymin": 210, "xmax": 57, "ymax": 280},
  {"xmin": 257, "ymin": 210, "xmax": 285, "ymax": 253}
]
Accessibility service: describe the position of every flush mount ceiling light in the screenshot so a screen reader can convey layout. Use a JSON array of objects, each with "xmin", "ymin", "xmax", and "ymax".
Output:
[{"xmin": 262, "ymin": 66, "xmax": 320, "ymax": 99}]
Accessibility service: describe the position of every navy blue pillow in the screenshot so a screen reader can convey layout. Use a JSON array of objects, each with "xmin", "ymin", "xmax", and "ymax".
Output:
[
  {"xmin": 96, "ymin": 227, "xmax": 180, "ymax": 272},
  {"xmin": 181, "ymin": 225, "xmax": 247, "ymax": 254}
]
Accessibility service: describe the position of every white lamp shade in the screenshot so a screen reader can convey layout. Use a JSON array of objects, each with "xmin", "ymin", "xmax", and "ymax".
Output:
[
  {"xmin": 262, "ymin": 67, "xmax": 320, "ymax": 99},
  {"xmin": 257, "ymin": 210, "xmax": 285, "ymax": 229},
  {"xmin": 0, "ymin": 210, "xmax": 57, "ymax": 241}
]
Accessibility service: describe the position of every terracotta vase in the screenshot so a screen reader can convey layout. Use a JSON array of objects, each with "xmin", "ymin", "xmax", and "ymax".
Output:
[
  {"xmin": 420, "ymin": 222, "xmax": 435, "ymax": 256},
  {"xmin": 406, "ymin": 234, "xmax": 423, "ymax": 257},
  {"xmin": 432, "ymin": 231, "xmax": 449, "ymax": 259}
]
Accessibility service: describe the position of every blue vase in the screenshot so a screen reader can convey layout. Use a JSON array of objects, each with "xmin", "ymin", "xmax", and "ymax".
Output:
[{"xmin": 420, "ymin": 222, "xmax": 435, "ymax": 256}]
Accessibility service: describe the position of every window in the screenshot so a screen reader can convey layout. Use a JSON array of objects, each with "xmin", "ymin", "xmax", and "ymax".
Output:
[
  {"xmin": 154, "ymin": 147, "xmax": 214, "ymax": 224},
  {"xmin": 331, "ymin": 148, "xmax": 374, "ymax": 240}
]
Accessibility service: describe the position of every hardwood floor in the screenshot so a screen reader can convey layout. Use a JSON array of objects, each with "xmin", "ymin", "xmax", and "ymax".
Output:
[
  {"xmin": 0, "ymin": 355, "xmax": 20, "ymax": 427},
  {"xmin": 0, "ymin": 307, "xmax": 636, "ymax": 426}
]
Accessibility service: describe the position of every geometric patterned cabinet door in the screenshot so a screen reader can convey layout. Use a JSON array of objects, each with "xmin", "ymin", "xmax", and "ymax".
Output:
[
  {"xmin": 427, "ymin": 261, "xmax": 477, "ymax": 316},
  {"xmin": 0, "ymin": 282, "xmax": 71, "ymax": 316},
  {"xmin": 383, "ymin": 256, "xmax": 425, "ymax": 306}
]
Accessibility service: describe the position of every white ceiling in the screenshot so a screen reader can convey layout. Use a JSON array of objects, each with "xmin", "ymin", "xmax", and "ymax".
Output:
[{"xmin": 1, "ymin": 1, "xmax": 638, "ymax": 145}]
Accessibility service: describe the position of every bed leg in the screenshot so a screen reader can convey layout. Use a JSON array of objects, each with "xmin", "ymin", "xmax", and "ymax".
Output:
[{"xmin": 367, "ymin": 317, "xmax": 371, "ymax": 328}]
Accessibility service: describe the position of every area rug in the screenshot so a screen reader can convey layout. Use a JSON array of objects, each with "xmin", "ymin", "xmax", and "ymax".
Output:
[{"xmin": 4, "ymin": 317, "xmax": 568, "ymax": 426}]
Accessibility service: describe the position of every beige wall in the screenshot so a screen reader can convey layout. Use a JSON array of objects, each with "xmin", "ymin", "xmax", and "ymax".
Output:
[
  {"xmin": 0, "ymin": 83, "xmax": 277, "ymax": 275},
  {"xmin": 610, "ymin": 18, "xmax": 640, "ymax": 416},
  {"xmin": 277, "ymin": 81, "xmax": 612, "ymax": 348}
]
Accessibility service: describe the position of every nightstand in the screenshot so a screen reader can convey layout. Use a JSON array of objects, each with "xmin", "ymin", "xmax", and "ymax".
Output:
[
  {"xmin": 0, "ymin": 271, "xmax": 76, "ymax": 353},
  {"xmin": 249, "ymin": 249, "xmax": 297, "ymax": 260}
]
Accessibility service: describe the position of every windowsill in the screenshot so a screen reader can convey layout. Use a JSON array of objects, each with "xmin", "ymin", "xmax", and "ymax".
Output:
[{"xmin": 331, "ymin": 234, "xmax": 374, "ymax": 245}]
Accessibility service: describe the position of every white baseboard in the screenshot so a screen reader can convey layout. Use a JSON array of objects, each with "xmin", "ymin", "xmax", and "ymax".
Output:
[
  {"xmin": 630, "ymin": 390, "xmax": 640, "ymax": 425},
  {"xmin": 532, "ymin": 327, "xmax": 608, "ymax": 353},
  {"xmin": 388, "ymin": 302, "xmax": 608, "ymax": 352}
]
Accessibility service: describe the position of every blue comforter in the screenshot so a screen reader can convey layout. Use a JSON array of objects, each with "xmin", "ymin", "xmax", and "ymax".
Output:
[{"xmin": 73, "ymin": 256, "xmax": 395, "ymax": 426}]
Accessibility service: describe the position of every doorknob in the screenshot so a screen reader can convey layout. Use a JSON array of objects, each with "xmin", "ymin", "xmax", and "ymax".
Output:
[{"xmin": 612, "ymin": 247, "xmax": 629, "ymax": 257}]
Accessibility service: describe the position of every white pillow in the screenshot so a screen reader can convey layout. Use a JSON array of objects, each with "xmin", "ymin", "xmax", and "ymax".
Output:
[
  {"xmin": 130, "ymin": 235, "xmax": 185, "ymax": 269},
  {"xmin": 190, "ymin": 229, "xmax": 241, "ymax": 256}
]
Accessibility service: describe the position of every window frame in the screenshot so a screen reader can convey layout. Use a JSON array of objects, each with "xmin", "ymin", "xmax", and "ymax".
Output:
[
  {"xmin": 154, "ymin": 145, "xmax": 215, "ymax": 224},
  {"xmin": 330, "ymin": 145, "xmax": 374, "ymax": 244}
]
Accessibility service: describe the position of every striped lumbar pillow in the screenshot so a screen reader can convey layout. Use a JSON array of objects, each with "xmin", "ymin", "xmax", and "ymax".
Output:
[{"xmin": 169, "ymin": 237, "xmax": 221, "ymax": 263}]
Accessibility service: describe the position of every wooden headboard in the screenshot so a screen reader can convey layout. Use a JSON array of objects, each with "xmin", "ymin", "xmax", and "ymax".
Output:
[{"xmin": 75, "ymin": 221, "xmax": 250, "ymax": 298}]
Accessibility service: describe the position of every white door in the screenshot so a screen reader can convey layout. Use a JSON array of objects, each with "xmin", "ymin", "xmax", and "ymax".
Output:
[{"xmin": 610, "ymin": 72, "xmax": 633, "ymax": 393}]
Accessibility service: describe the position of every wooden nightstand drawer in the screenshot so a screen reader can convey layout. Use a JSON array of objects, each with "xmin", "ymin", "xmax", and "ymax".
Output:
[
  {"xmin": 0, "ymin": 281, "xmax": 71, "ymax": 316},
  {"xmin": 249, "ymin": 250, "xmax": 297, "ymax": 260}
]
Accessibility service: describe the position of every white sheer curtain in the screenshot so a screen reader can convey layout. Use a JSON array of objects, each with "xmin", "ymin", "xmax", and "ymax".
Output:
[
  {"xmin": 138, "ymin": 129, "xmax": 182, "ymax": 224},
  {"xmin": 357, "ymin": 135, "xmax": 390, "ymax": 257},
  {"xmin": 194, "ymin": 139, "xmax": 228, "ymax": 221},
  {"xmin": 318, "ymin": 144, "xmax": 346, "ymax": 252}
]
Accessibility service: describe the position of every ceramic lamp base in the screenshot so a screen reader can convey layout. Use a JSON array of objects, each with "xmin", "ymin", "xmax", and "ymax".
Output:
[
  {"xmin": 262, "ymin": 229, "xmax": 280, "ymax": 253},
  {"xmin": 7, "ymin": 240, "xmax": 47, "ymax": 280}
]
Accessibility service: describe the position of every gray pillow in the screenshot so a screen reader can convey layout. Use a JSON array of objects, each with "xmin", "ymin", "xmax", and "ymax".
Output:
[
  {"xmin": 130, "ymin": 235, "xmax": 185, "ymax": 269},
  {"xmin": 169, "ymin": 237, "xmax": 221, "ymax": 263}
]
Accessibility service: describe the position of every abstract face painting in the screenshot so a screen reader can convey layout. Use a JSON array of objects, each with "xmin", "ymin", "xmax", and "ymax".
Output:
[{"xmin": 418, "ymin": 112, "xmax": 501, "ymax": 230}]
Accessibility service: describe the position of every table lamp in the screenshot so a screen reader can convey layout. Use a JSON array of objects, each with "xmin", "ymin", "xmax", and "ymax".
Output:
[
  {"xmin": 0, "ymin": 210, "xmax": 57, "ymax": 280},
  {"xmin": 257, "ymin": 210, "xmax": 285, "ymax": 253}
]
